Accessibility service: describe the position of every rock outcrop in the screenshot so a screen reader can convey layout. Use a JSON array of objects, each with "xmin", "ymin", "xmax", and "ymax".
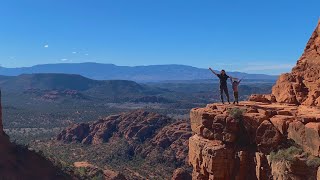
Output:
[
  {"xmin": 272, "ymin": 20, "xmax": 320, "ymax": 106},
  {"xmin": 188, "ymin": 20, "xmax": 320, "ymax": 180},
  {"xmin": 57, "ymin": 110, "xmax": 192, "ymax": 165},
  {"xmin": 57, "ymin": 110, "xmax": 172, "ymax": 144},
  {"xmin": 188, "ymin": 101, "xmax": 320, "ymax": 179}
]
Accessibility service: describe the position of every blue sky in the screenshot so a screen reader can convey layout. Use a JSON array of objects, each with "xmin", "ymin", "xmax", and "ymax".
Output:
[{"xmin": 0, "ymin": 0, "xmax": 319, "ymax": 74}]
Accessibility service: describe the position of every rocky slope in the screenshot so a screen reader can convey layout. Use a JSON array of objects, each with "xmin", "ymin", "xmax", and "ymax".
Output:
[
  {"xmin": 56, "ymin": 110, "xmax": 192, "ymax": 178},
  {"xmin": 272, "ymin": 20, "xmax": 320, "ymax": 106},
  {"xmin": 188, "ymin": 20, "xmax": 320, "ymax": 180},
  {"xmin": 188, "ymin": 101, "xmax": 320, "ymax": 179},
  {"xmin": 0, "ymin": 90, "xmax": 71, "ymax": 179}
]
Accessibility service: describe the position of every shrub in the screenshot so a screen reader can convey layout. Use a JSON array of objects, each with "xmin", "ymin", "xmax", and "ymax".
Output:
[
  {"xmin": 269, "ymin": 146, "xmax": 303, "ymax": 162},
  {"xmin": 76, "ymin": 167, "xmax": 87, "ymax": 177},
  {"xmin": 306, "ymin": 156, "xmax": 320, "ymax": 168},
  {"xmin": 228, "ymin": 108, "xmax": 245, "ymax": 119},
  {"xmin": 92, "ymin": 173, "xmax": 104, "ymax": 180}
]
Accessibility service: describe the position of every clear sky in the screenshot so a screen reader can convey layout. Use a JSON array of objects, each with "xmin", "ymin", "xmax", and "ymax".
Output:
[{"xmin": 0, "ymin": 0, "xmax": 319, "ymax": 74}]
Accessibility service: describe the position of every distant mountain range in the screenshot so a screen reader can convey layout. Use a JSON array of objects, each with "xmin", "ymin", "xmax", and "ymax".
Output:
[
  {"xmin": 0, "ymin": 63, "xmax": 278, "ymax": 82},
  {"xmin": 0, "ymin": 74, "xmax": 162, "ymax": 98}
]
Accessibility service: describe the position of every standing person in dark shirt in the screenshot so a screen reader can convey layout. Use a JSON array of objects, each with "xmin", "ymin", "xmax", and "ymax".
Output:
[{"xmin": 209, "ymin": 67, "xmax": 231, "ymax": 104}]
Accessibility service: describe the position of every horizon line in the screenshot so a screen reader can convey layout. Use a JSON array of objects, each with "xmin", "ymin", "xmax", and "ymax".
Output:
[{"xmin": 0, "ymin": 62, "xmax": 284, "ymax": 76}]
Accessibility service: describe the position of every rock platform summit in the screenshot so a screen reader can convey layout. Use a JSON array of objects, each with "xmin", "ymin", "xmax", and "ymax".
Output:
[{"xmin": 188, "ymin": 21, "xmax": 320, "ymax": 180}]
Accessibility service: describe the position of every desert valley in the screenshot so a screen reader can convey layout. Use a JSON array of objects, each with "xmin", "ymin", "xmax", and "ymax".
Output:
[
  {"xmin": 0, "ymin": 20, "xmax": 319, "ymax": 179},
  {"xmin": 1, "ymin": 1, "xmax": 320, "ymax": 179}
]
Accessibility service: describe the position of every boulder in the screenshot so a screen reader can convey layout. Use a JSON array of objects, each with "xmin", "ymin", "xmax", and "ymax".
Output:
[
  {"xmin": 288, "ymin": 121, "xmax": 306, "ymax": 148},
  {"xmin": 248, "ymin": 94, "xmax": 272, "ymax": 103},
  {"xmin": 256, "ymin": 120, "xmax": 283, "ymax": 153},
  {"xmin": 270, "ymin": 115, "xmax": 295, "ymax": 135},
  {"xmin": 304, "ymin": 122, "xmax": 320, "ymax": 157},
  {"xmin": 242, "ymin": 113, "xmax": 268, "ymax": 144},
  {"xmin": 288, "ymin": 121, "xmax": 320, "ymax": 157}
]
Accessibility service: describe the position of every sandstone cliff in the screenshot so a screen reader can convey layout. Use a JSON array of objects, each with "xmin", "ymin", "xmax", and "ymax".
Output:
[
  {"xmin": 188, "ymin": 20, "xmax": 320, "ymax": 180},
  {"xmin": 272, "ymin": 20, "xmax": 320, "ymax": 106},
  {"xmin": 188, "ymin": 101, "xmax": 320, "ymax": 179}
]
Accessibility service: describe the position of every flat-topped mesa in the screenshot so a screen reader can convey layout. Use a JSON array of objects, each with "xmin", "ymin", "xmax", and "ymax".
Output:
[
  {"xmin": 188, "ymin": 101, "xmax": 320, "ymax": 179},
  {"xmin": 272, "ymin": 20, "xmax": 320, "ymax": 106}
]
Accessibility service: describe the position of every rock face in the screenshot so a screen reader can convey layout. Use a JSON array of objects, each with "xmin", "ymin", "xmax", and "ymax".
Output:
[
  {"xmin": 58, "ymin": 110, "xmax": 192, "ymax": 165},
  {"xmin": 0, "ymin": 90, "xmax": 71, "ymax": 179},
  {"xmin": 188, "ymin": 101, "xmax": 320, "ymax": 179},
  {"xmin": 272, "ymin": 20, "xmax": 320, "ymax": 106},
  {"xmin": 187, "ymin": 21, "xmax": 320, "ymax": 179},
  {"xmin": 58, "ymin": 110, "xmax": 172, "ymax": 144}
]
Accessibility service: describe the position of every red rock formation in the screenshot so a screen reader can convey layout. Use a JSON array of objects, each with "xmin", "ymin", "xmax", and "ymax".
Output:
[
  {"xmin": 57, "ymin": 110, "xmax": 173, "ymax": 144},
  {"xmin": 188, "ymin": 101, "xmax": 320, "ymax": 179},
  {"xmin": 272, "ymin": 20, "xmax": 320, "ymax": 106},
  {"xmin": 188, "ymin": 20, "xmax": 320, "ymax": 180},
  {"xmin": 58, "ymin": 110, "xmax": 192, "ymax": 166}
]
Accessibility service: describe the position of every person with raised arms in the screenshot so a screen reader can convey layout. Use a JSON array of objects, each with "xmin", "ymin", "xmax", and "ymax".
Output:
[{"xmin": 209, "ymin": 67, "xmax": 231, "ymax": 104}]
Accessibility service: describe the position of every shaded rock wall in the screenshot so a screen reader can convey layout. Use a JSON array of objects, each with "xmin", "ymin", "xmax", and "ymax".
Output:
[{"xmin": 0, "ymin": 90, "xmax": 71, "ymax": 179}]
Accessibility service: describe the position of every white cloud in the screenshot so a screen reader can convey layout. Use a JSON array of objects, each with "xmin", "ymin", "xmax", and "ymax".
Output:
[
  {"xmin": 61, "ymin": 58, "xmax": 69, "ymax": 62},
  {"xmin": 72, "ymin": 51, "xmax": 77, "ymax": 54},
  {"xmin": 44, "ymin": 44, "xmax": 49, "ymax": 48},
  {"xmin": 85, "ymin": 53, "xmax": 89, "ymax": 56}
]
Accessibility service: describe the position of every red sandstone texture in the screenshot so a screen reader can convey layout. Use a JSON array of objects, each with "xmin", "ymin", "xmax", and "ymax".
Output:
[
  {"xmin": 188, "ymin": 101, "xmax": 320, "ymax": 179},
  {"xmin": 272, "ymin": 20, "xmax": 320, "ymax": 106},
  {"xmin": 188, "ymin": 20, "xmax": 320, "ymax": 180}
]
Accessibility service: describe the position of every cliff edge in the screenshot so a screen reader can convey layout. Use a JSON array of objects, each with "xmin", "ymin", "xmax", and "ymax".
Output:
[{"xmin": 188, "ymin": 20, "xmax": 320, "ymax": 180}]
